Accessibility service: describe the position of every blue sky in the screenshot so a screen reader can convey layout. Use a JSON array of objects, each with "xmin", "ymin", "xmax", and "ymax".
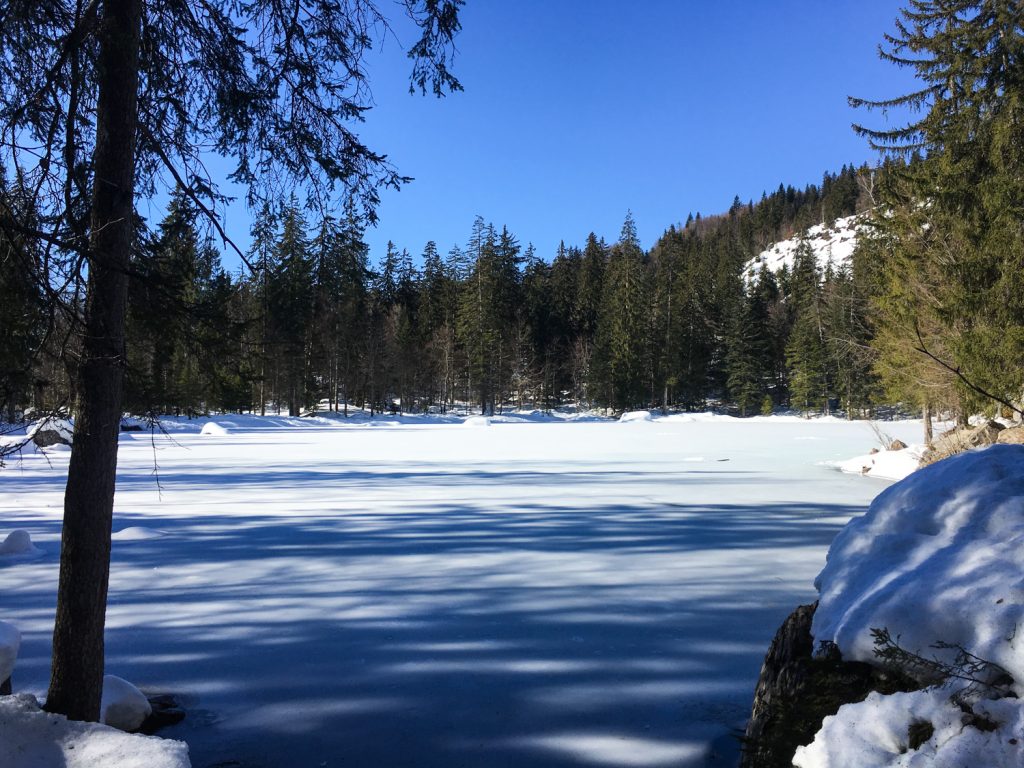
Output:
[{"xmin": 199, "ymin": 1, "xmax": 919, "ymax": 269}]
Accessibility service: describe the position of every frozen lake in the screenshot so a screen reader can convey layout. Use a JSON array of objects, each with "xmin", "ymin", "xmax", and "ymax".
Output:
[{"xmin": 1, "ymin": 413, "xmax": 923, "ymax": 767}]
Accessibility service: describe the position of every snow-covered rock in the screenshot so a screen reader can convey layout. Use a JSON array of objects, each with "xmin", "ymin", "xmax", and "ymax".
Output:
[
  {"xmin": 27, "ymin": 417, "xmax": 74, "ymax": 447},
  {"xmin": 813, "ymin": 445, "xmax": 1024, "ymax": 686},
  {"xmin": 0, "ymin": 693, "xmax": 189, "ymax": 768},
  {"xmin": 101, "ymin": 675, "xmax": 153, "ymax": 732},
  {"xmin": 745, "ymin": 214, "xmax": 864, "ymax": 279},
  {"xmin": 802, "ymin": 445, "xmax": 1024, "ymax": 768},
  {"xmin": 0, "ymin": 530, "xmax": 42, "ymax": 557},
  {"xmin": 833, "ymin": 444, "xmax": 924, "ymax": 481},
  {"xmin": 793, "ymin": 689, "xmax": 1024, "ymax": 768},
  {"xmin": 199, "ymin": 422, "xmax": 228, "ymax": 436},
  {"xmin": 618, "ymin": 410, "xmax": 653, "ymax": 423},
  {"xmin": 463, "ymin": 415, "xmax": 492, "ymax": 427},
  {"xmin": 0, "ymin": 621, "xmax": 20, "ymax": 685}
]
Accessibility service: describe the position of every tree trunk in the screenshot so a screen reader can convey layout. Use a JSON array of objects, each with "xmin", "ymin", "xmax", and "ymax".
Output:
[
  {"xmin": 923, "ymin": 401, "xmax": 933, "ymax": 444},
  {"xmin": 45, "ymin": 0, "xmax": 141, "ymax": 722}
]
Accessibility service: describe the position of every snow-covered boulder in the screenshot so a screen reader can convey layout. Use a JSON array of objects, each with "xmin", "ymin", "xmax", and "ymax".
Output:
[
  {"xmin": 101, "ymin": 675, "xmax": 153, "ymax": 732},
  {"xmin": 463, "ymin": 415, "xmax": 492, "ymax": 427},
  {"xmin": 0, "ymin": 621, "xmax": 20, "ymax": 687},
  {"xmin": 835, "ymin": 444, "xmax": 924, "ymax": 481},
  {"xmin": 27, "ymin": 417, "xmax": 74, "ymax": 447},
  {"xmin": 0, "ymin": 530, "xmax": 42, "ymax": 557},
  {"xmin": 618, "ymin": 410, "xmax": 652, "ymax": 423},
  {"xmin": 814, "ymin": 445, "xmax": 1024, "ymax": 687},
  {"xmin": 0, "ymin": 693, "xmax": 190, "ymax": 768},
  {"xmin": 199, "ymin": 422, "xmax": 228, "ymax": 436}
]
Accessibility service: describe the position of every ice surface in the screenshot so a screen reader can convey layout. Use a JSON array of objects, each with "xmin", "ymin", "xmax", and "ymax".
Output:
[
  {"xmin": 0, "ymin": 693, "xmax": 189, "ymax": 768},
  {"xmin": 0, "ymin": 620, "xmax": 20, "ymax": 684},
  {"xmin": 101, "ymin": 674, "xmax": 153, "ymax": 731},
  {"xmin": 2, "ymin": 412, "xmax": 923, "ymax": 767}
]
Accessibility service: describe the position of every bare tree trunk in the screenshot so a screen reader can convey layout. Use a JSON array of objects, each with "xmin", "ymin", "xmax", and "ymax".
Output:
[
  {"xmin": 45, "ymin": 0, "xmax": 141, "ymax": 722},
  {"xmin": 923, "ymin": 401, "xmax": 933, "ymax": 444}
]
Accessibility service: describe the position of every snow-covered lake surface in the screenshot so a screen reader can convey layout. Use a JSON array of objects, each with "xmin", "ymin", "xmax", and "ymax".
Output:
[{"xmin": 1, "ymin": 412, "xmax": 924, "ymax": 768}]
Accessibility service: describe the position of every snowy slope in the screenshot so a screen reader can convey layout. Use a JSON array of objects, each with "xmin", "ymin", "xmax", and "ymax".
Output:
[{"xmin": 745, "ymin": 214, "xmax": 864, "ymax": 278}]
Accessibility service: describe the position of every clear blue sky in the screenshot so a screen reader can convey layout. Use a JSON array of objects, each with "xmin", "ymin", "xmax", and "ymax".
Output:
[{"xmin": 200, "ymin": 1, "xmax": 919, "ymax": 269}]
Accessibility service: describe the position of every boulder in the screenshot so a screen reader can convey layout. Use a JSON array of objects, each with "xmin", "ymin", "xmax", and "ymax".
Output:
[
  {"xmin": 997, "ymin": 425, "xmax": 1024, "ymax": 445},
  {"xmin": 101, "ymin": 675, "xmax": 152, "ymax": 732},
  {"xmin": 27, "ymin": 417, "xmax": 73, "ymax": 447},
  {"xmin": 740, "ymin": 602, "xmax": 918, "ymax": 768},
  {"xmin": 888, "ymin": 439, "xmax": 908, "ymax": 451},
  {"xmin": 923, "ymin": 420, "xmax": 1003, "ymax": 464}
]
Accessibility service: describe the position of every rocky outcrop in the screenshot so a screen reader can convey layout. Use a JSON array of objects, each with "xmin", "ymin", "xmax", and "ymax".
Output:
[
  {"xmin": 741, "ymin": 603, "xmax": 919, "ymax": 768},
  {"xmin": 997, "ymin": 425, "xmax": 1024, "ymax": 445},
  {"xmin": 922, "ymin": 421, "xmax": 1004, "ymax": 464}
]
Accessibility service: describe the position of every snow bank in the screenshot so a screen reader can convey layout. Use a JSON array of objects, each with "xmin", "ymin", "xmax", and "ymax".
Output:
[
  {"xmin": 199, "ymin": 422, "xmax": 229, "ymax": 436},
  {"xmin": 833, "ymin": 444, "xmax": 924, "ymax": 482},
  {"xmin": 112, "ymin": 527, "xmax": 168, "ymax": 541},
  {"xmin": 0, "ymin": 621, "xmax": 20, "ymax": 684},
  {"xmin": 0, "ymin": 529, "xmax": 42, "ymax": 557},
  {"xmin": 463, "ymin": 415, "xmax": 492, "ymax": 427},
  {"xmin": 813, "ymin": 445, "xmax": 1024, "ymax": 685},
  {"xmin": 803, "ymin": 445, "xmax": 1024, "ymax": 768},
  {"xmin": 793, "ymin": 689, "xmax": 1024, "ymax": 768},
  {"xmin": 0, "ymin": 693, "xmax": 189, "ymax": 768},
  {"xmin": 101, "ymin": 675, "xmax": 152, "ymax": 732},
  {"xmin": 618, "ymin": 410, "xmax": 652, "ymax": 423}
]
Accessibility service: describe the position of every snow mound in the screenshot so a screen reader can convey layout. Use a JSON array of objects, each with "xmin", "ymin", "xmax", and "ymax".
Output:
[
  {"xmin": 199, "ymin": 422, "xmax": 228, "ymax": 436},
  {"xmin": 101, "ymin": 675, "xmax": 152, "ymax": 732},
  {"xmin": 813, "ymin": 445, "xmax": 1024, "ymax": 687},
  {"xmin": 793, "ymin": 689, "xmax": 1024, "ymax": 768},
  {"xmin": 0, "ymin": 693, "xmax": 189, "ymax": 768},
  {"xmin": 833, "ymin": 444, "xmax": 925, "ymax": 482},
  {"xmin": 746, "ymin": 213, "xmax": 864, "ymax": 279},
  {"xmin": 0, "ymin": 530, "xmax": 42, "ymax": 557},
  {"xmin": 463, "ymin": 416, "xmax": 492, "ymax": 427},
  {"xmin": 0, "ymin": 621, "xmax": 20, "ymax": 684},
  {"xmin": 619, "ymin": 410, "xmax": 653, "ymax": 423},
  {"xmin": 112, "ymin": 527, "xmax": 168, "ymax": 541}
]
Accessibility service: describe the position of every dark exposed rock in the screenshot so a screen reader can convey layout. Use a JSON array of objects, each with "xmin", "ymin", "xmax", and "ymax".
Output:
[
  {"xmin": 139, "ymin": 693, "xmax": 187, "ymax": 734},
  {"xmin": 740, "ymin": 602, "xmax": 920, "ymax": 768},
  {"xmin": 32, "ymin": 428, "xmax": 71, "ymax": 448},
  {"xmin": 888, "ymin": 439, "xmax": 908, "ymax": 451}
]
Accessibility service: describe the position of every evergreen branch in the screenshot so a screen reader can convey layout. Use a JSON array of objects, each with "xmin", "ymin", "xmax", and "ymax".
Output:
[{"xmin": 912, "ymin": 322, "xmax": 1024, "ymax": 418}]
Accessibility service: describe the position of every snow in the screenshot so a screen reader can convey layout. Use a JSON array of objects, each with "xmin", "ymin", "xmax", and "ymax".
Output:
[
  {"xmin": 745, "ymin": 214, "xmax": 863, "ymax": 278},
  {"xmin": 619, "ymin": 410, "xmax": 653, "ymax": 423},
  {"xmin": 0, "ymin": 529, "xmax": 42, "ymax": 557},
  {"xmin": 463, "ymin": 415, "xmax": 492, "ymax": 426},
  {"xmin": 830, "ymin": 444, "xmax": 925, "ymax": 481},
  {"xmin": 0, "ymin": 693, "xmax": 189, "ymax": 768},
  {"xmin": 0, "ymin": 621, "xmax": 20, "ymax": 684},
  {"xmin": 1, "ymin": 412, "xmax": 925, "ymax": 767},
  {"xmin": 198, "ymin": 422, "xmax": 228, "ymax": 436},
  {"xmin": 113, "ymin": 527, "xmax": 168, "ymax": 541},
  {"xmin": 804, "ymin": 445, "xmax": 1024, "ymax": 768},
  {"xmin": 793, "ymin": 689, "xmax": 1024, "ymax": 768},
  {"xmin": 101, "ymin": 674, "xmax": 153, "ymax": 731}
]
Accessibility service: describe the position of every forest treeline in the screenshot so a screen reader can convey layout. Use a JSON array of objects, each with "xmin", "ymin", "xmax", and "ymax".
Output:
[{"xmin": 3, "ymin": 162, "xmax": 902, "ymax": 419}]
